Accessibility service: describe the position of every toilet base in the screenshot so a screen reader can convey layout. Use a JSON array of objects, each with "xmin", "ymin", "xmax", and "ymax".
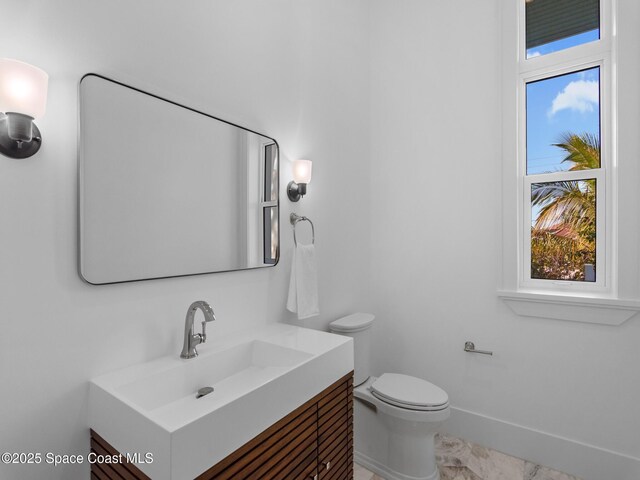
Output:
[
  {"xmin": 354, "ymin": 451, "xmax": 440, "ymax": 480},
  {"xmin": 353, "ymin": 378, "xmax": 447, "ymax": 480}
]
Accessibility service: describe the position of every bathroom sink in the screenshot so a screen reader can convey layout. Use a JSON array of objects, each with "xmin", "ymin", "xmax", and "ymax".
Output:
[
  {"xmin": 116, "ymin": 340, "xmax": 313, "ymax": 414},
  {"xmin": 89, "ymin": 324, "xmax": 353, "ymax": 480}
]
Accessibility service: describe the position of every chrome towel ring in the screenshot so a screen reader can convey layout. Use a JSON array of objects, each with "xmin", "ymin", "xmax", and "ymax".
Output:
[{"xmin": 290, "ymin": 213, "xmax": 315, "ymax": 246}]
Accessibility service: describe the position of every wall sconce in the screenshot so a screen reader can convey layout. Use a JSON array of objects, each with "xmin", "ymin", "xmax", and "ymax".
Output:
[
  {"xmin": 287, "ymin": 159, "xmax": 312, "ymax": 202},
  {"xmin": 0, "ymin": 59, "xmax": 48, "ymax": 159}
]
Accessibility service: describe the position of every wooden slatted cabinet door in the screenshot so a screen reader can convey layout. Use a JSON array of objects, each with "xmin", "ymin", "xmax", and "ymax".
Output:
[
  {"xmin": 90, "ymin": 430, "xmax": 151, "ymax": 480},
  {"xmin": 317, "ymin": 375, "xmax": 353, "ymax": 480},
  {"xmin": 198, "ymin": 401, "xmax": 318, "ymax": 480}
]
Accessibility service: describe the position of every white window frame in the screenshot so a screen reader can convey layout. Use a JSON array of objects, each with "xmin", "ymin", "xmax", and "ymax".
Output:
[
  {"xmin": 498, "ymin": 0, "xmax": 640, "ymax": 324},
  {"xmin": 520, "ymin": 59, "xmax": 610, "ymax": 293}
]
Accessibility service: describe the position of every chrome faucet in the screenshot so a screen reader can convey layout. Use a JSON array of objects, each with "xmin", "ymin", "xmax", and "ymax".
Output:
[{"xmin": 180, "ymin": 301, "xmax": 216, "ymax": 359}]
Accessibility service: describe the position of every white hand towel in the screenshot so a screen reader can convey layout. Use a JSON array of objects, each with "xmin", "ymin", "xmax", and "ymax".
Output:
[{"xmin": 287, "ymin": 243, "xmax": 320, "ymax": 320}]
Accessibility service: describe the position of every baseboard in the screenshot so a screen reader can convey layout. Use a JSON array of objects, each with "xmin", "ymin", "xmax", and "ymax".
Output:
[
  {"xmin": 442, "ymin": 406, "xmax": 640, "ymax": 480},
  {"xmin": 354, "ymin": 452, "xmax": 397, "ymax": 480},
  {"xmin": 354, "ymin": 451, "xmax": 439, "ymax": 480}
]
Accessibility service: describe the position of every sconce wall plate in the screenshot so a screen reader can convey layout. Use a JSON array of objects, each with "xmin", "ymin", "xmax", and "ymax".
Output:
[
  {"xmin": 287, "ymin": 180, "xmax": 307, "ymax": 202},
  {"xmin": 0, "ymin": 115, "xmax": 42, "ymax": 159}
]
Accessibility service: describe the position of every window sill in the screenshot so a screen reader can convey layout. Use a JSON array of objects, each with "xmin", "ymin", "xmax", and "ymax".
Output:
[{"xmin": 497, "ymin": 290, "xmax": 640, "ymax": 325}]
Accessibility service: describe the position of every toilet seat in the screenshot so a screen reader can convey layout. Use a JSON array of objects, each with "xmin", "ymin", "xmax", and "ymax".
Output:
[{"xmin": 370, "ymin": 373, "xmax": 449, "ymax": 411}]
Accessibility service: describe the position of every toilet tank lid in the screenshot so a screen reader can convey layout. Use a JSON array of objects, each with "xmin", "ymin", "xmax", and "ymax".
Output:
[{"xmin": 329, "ymin": 313, "xmax": 375, "ymax": 333}]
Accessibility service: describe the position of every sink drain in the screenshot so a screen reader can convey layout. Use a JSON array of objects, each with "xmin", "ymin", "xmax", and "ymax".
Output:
[{"xmin": 196, "ymin": 386, "xmax": 214, "ymax": 399}]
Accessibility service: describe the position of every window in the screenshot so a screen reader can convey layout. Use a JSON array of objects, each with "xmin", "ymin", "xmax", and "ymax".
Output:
[
  {"xmin": 525, "ymin": 0, "xmax": 600, "ymax": 58},
  {"xmin": 525, "ymin": 67, "xmax": 602, "ymax": 284},
  {"xmin": 500, "ymin": 0, "xmax": 640, "ymax": 324},
  {"xmin": 518, "ymin": 0, "xmax": 610, "ymax": 292}
]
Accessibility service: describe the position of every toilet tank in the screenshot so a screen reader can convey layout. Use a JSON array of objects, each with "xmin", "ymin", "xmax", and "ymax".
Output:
[{"xmin": 329, "ymin": 313, "xmax": 374, "ymax": 386}]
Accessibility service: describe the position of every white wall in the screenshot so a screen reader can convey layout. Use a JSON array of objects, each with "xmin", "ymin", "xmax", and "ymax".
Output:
[
  {"xmin": 0, "ymin": 1, "xmax": 370, "ymax": 479},
  {"xmin": 369, "ymin": 1, "xmax": 640, "ymax": 479},
  {"xmin": 3, "ymin": 1, "xmax": 640, "ymax": 479}
]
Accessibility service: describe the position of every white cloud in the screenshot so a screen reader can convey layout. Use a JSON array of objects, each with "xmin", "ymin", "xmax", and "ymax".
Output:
[
  {"xmin": 527, "ymin": 50, "xmax": 541, "ymax": 58},
  {"xmin": 548, "ymin": 80, "xmax": 599, "ymax": 117}
]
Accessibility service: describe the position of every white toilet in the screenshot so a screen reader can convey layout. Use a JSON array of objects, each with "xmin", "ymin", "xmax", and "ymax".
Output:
[{"xmin": 329, "ymin": 313, "xmax": 450, "ymax": 480}]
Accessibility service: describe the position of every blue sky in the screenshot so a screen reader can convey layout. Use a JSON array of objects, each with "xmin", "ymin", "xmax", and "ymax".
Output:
[
  {"xmin": 526, "ymin": 31, "xmax": 600, "ymax": 226},
  {"xmin": 526, "ymin": 31, "xmax": 601, "ymax": 176},
  {"xmin": 526, "ymin": 30, "xmax": 600, "ymax": 59}
]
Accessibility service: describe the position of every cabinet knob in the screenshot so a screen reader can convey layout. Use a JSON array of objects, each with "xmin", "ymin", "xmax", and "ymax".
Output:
[{"xmin": 322, "ymin": 461, "xmax": 331, "ymax": 470}]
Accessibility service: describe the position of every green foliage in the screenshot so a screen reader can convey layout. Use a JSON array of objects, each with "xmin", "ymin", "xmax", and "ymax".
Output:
[
  {"xmin": 530, "ymin": 133, "xmax": 599, "ymax": 281},
  {"xmin": 553, "ymin": 132, "xmax": 600, "ymax": 171},
  {"xmin": 531, "ymin": 231, "xmax": 595, "ymax": 281}
]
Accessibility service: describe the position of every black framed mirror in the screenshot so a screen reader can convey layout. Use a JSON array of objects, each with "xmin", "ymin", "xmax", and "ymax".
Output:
[{"xmin": 79, "ymin": 74, "xmax": 279, "ymax": 284}]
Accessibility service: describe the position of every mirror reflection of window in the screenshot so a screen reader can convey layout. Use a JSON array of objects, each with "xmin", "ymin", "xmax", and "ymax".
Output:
[
  {"xmin": 264, "ymin": 143, "xmax": 278, "ymax": 203},
  {"xmin": 262, "ymin": 143, "xmax": 278, "ymax": 265}
]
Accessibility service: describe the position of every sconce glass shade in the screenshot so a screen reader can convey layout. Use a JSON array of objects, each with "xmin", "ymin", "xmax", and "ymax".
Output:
[
  {"xmin": 0, "ymin": 58, "xmax": 49, "ymax": 120},
  {"xmin": 292, "ymin": 159, "xmax": 312, "ymax": 184},
  {"xmin": 0, "ymin": 59, "xmax": 48, "ymax": 158},
  {"xmin": 288, "ymin": 159, "xmax": 312, "ymax": 202}
]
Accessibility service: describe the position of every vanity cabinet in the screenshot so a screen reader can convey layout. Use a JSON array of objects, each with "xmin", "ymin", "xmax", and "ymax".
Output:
[
  {"xmin": 317, "ymin": 373, "xmax": 353, "ymax": 480},
  {"xmin": 90, "ymin": 372, "xmax": 353, "ymax": 480}
]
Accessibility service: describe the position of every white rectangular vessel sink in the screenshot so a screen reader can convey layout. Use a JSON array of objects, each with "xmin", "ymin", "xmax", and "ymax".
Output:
[
  {"xmin": 117, "ymin": 340, "xmax": 313, "ymax": 415},
  {"xmin": 89, "ymin": 324, "xmax": 353, "ymax": 480}
]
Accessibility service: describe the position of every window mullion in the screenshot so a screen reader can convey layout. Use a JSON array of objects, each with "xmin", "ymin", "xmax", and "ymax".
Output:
[
  {"xmin": 526, "ymin": 170, "xmax": 603, "ymax": 183},
  {"xmin": 519, "ymin": 41, "xmax": 610, "ymax": 75}
]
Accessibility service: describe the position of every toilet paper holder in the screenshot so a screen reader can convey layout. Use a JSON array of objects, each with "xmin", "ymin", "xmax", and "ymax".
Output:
[{"xmin": 464, "ymin": 341, "xmax": 493, "ymax": 356}]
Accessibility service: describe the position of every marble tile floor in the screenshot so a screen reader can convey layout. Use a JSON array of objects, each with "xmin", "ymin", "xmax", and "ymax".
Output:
[{"xmin": 353, "ymin": 434, "xmax": 582, "ymax": 480}]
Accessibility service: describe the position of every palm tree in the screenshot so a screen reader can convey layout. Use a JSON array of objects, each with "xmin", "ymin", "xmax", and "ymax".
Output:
[
  {"xmin": 530, "ymin": 133, "xmax": 599, "ymax": 280},
  {"xmin": 531, "ymin": 133, "xmax": 599, "ymax": 242},
  {"xmin": 553, "ymin": 132, "xmax": 600, "ymax": 171},
  {"xmin": 531, "ymin": 179, "xmax": 595, "ymax": 247}
]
